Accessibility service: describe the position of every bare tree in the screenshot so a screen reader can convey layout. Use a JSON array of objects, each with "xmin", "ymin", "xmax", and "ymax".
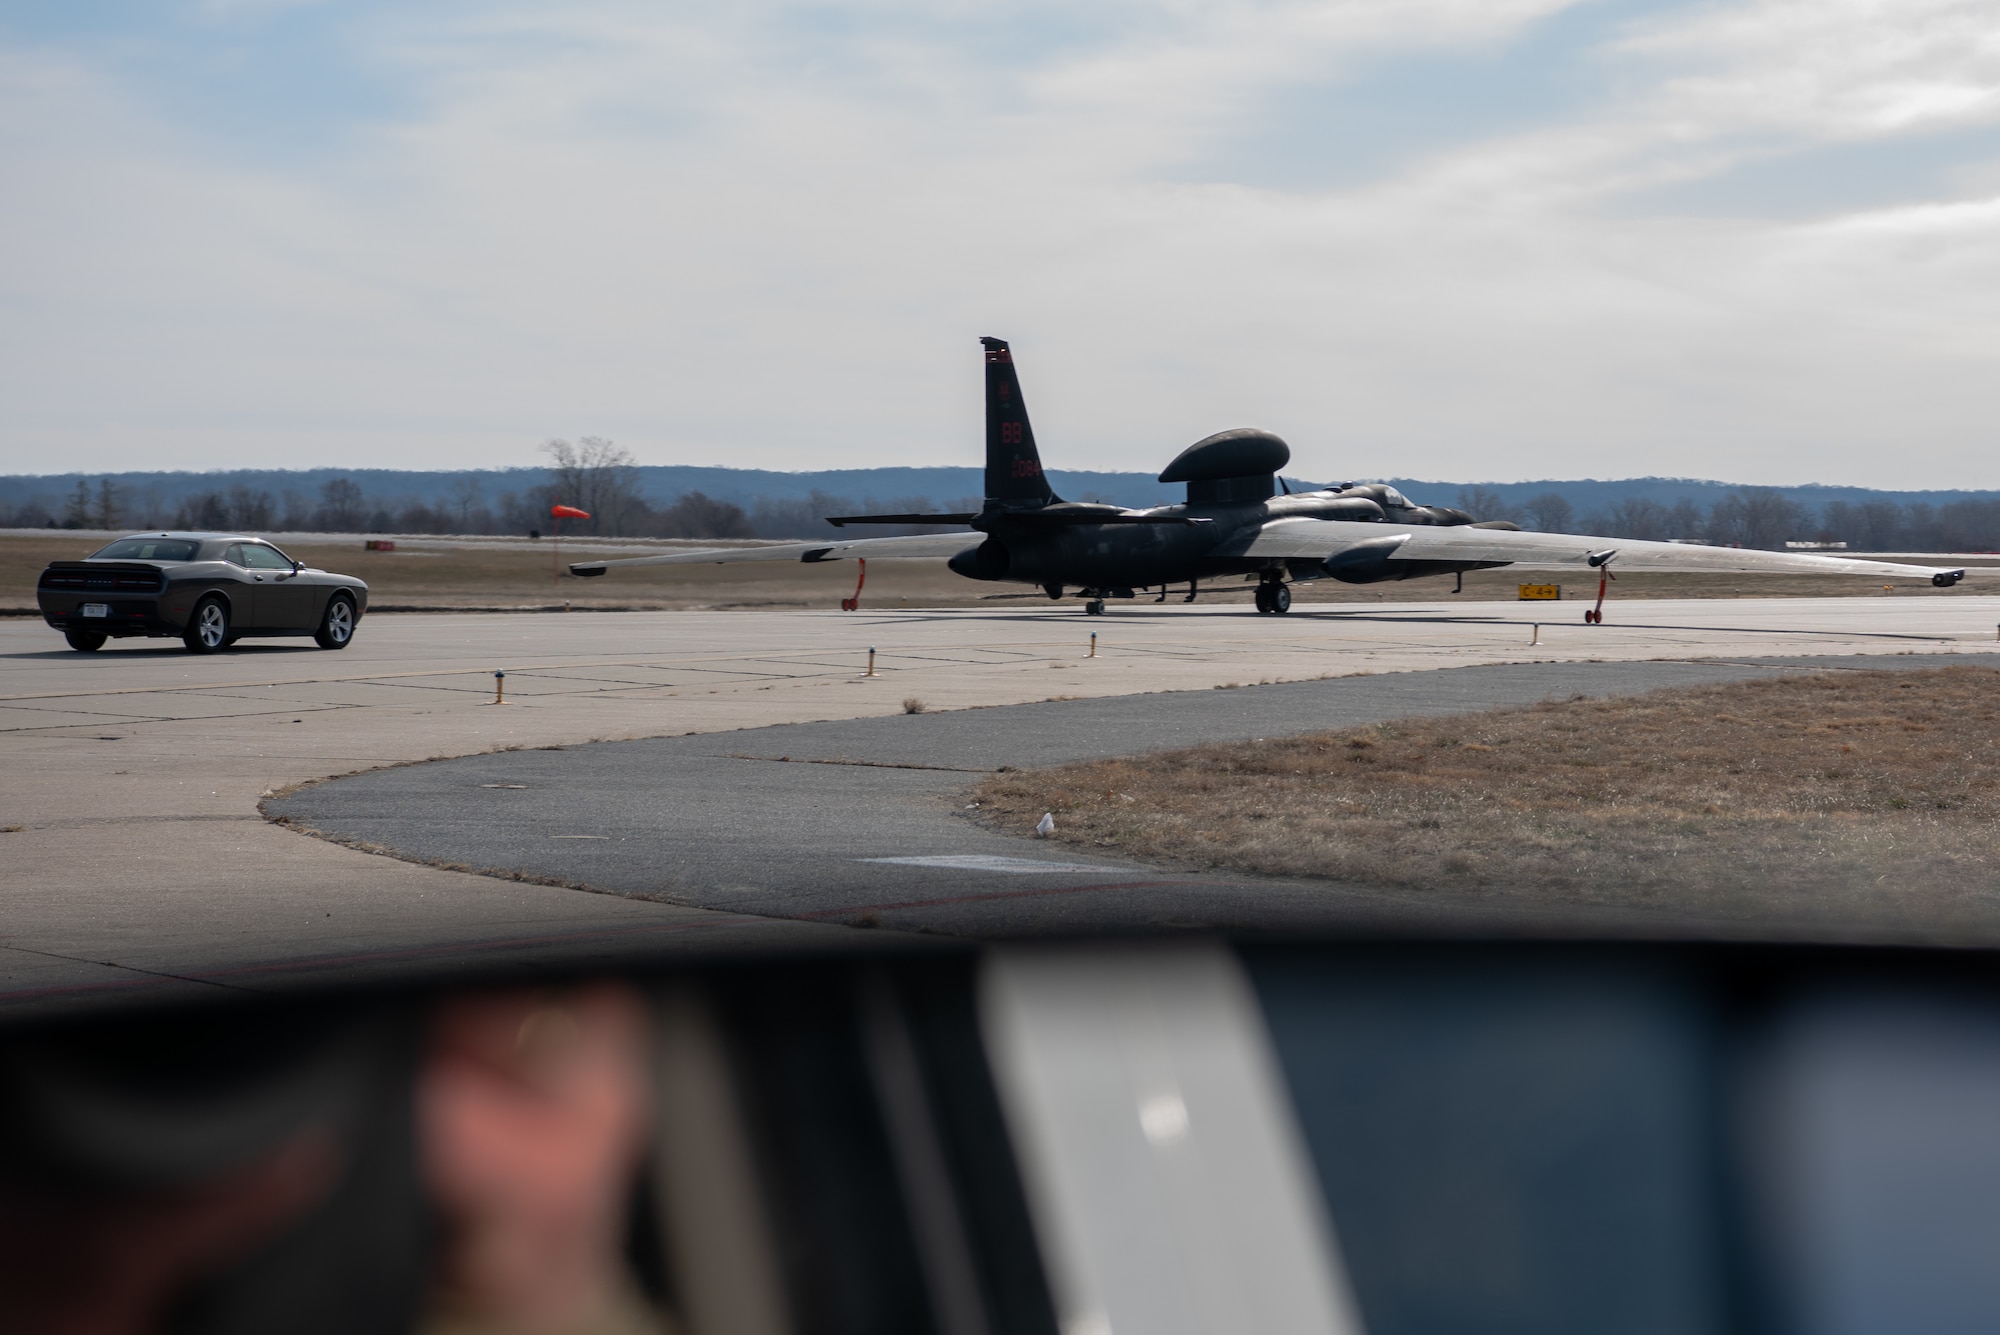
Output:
[
  {"xmin": 317, "ymin": 478, "xmax": 365, "ymax": 532},
  {"xmin": 658, "ymin": 492, "xmax": 753, "ymax": 539},
  {"xmin": 1454, "ymin": 486, "xmax": 1517, "ymax": 524},
  {"xmin": 1521, "ymin": 493, "xmax": 1573, "ymax": 533},
  {"xmin": 227, "ymin": 486, "xmax": 275, "ymax": 532},
  {"xmin": 130, "ymin": 484, "xmax": 168, "ymax": 529},
  {"xmin": 1939, "ymin": 499, "xmax": 2000, "ymax": 552},
  {"xmin": 1857, "ymin": 501, "xmax": 1905, "ymax": 551},
  {"xmin": 177, "ymin": 492, "xmax": 230, "ymax": 530},
  {"xmin": 1740, "ymin": 489, "xmax": 1809, "ymax": 549},
  {"xmin": 1705, "ymin": 489, "xmax": 1807, "ymax": 549},
  {"xmin": 445, "ymin": 475, "xmax": 485, "ymax": 533},
  {"xmin": 279, "ymin": 489, "xmax": 312, "ymax": 530},
  {"xmin": 1665, "ymin": 499, "xmax": 1704, "ymax": 540},
  {"xmin": 750, "ymin": 490, "xmax": 849, "ymax": 538},
  {"xmin": 62, "ymin": 481, "xmax": 92, "ymax": 529},
  {"xmin": 94, "ymin": 478, "xmax": 122, "ymax": 530},
  {"xmin": 542, "ymin": 437, "xmax": 641, "ymax": 536},
  {"xmin": 1603, "ymin": 497, "xmax": 1671, "ymax": 541}
]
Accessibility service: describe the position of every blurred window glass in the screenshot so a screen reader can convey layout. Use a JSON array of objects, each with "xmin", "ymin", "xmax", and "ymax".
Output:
[
  {"xmin": 239, "ymin": 544, "xmax": 294, "ymax": 570},
  {"xmin": 90, "ymin": 538, "xmax": 198, "ymax": 561}
]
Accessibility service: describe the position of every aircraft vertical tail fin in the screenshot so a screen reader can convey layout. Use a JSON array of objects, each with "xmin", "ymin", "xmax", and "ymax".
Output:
[{"xmin": 981, "ymin": 336, "xmax": 1058, "ymax": 511}]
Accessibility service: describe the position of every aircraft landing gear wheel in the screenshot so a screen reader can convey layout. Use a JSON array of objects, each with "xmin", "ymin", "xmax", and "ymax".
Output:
[
  {"xmin": 183, "ymin": 596, "xmax": 230, "ymax": 654},
  {"xmin": 1584, "ymin": 609, "xmax": 1600, "ymax": 624},
  {"xmin": 65, "ymin": 629, "xmax": 106, "ymax": 652},
  {"xmin": 1254, "ymin": 586, "xmax": 1272, "ymax": 614},
  {"xmin": 1085, "ymin": 599, "xmax": 1106, "ymax": 616},
  {"xmin": 1270, "ymin": 584, "xmax": 1291, "ymax": 614}
]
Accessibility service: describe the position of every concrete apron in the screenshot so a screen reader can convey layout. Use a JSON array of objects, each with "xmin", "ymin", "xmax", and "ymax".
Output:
[{"xmin": 5, "ymin": 599, "xmax": 1999, "ymax": 1018}]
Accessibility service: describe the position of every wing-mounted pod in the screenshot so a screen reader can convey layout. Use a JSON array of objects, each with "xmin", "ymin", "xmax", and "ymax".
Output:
[
  {"xmin": 1319, "ymin": 534, "xmax": 1413, "ymax": 583},
  {"xmin": 1159, "ymin": 429, "xmax": 1290, "ymax": 506}
]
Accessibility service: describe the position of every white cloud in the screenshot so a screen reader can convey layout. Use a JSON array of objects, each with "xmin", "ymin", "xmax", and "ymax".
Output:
[
  {"xmin": 0, "ymin": 0, "xmax": 1997, "ymax": 486},
  {"xmin": 1625, "ymin": 0, "xmax": 2000, "ymax": 138}
]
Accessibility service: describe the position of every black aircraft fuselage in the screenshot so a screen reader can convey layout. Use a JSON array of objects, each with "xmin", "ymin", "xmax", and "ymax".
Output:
[{"xmin": 828, "ymin": 337, "xmax": 1509, "ymax": 613}]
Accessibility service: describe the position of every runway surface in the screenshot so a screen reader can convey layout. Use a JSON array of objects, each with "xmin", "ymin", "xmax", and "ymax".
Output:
[{"xmin": 6, "ymin": 595, "xmax": 2000, "ymax": 1018}]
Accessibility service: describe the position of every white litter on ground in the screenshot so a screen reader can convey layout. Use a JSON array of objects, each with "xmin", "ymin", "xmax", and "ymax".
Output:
[{"xmin": 858, "ymin": 854, "xmax": 1126, "ymax": 875}]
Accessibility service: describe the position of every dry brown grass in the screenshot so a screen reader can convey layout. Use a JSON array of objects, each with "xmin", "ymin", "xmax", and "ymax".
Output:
[
  {"xmin": 973, "ymin": 667, "xmax": 2000, "ymax": 919},
  {"xmin": 0, "ymin": 534, "xmax": 974, "ymax": 611},
  {"xmin": 5, "ymin": 532, "xmax": 1994, "ymax": 613}
]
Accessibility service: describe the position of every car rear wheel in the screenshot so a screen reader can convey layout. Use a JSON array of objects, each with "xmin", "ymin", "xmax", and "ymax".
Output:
[
  {"xmin": 183, "ymin": 597, "xmax": 230, "ymax": 654},
  {"xmin": 65, "ymin": 629, "xmax": 106, "ymax": 652},
  {"xmin": 315, "ymin": 593, "xmax": 357, "ymax": 650}
]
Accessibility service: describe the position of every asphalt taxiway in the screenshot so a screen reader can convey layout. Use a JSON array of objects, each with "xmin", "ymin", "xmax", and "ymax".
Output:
[
  {"xmin": 6, "ymin": 596, "xmax": 2000, "ymax": 1017},
  {"xmin": 272, "ymin": 654, "xmax": 2000, "ymax": 940}
]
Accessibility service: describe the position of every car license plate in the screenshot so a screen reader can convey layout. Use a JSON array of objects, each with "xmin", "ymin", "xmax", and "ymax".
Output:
[{"xmin": 80, "ymin": 603, "xmax": 110, "ymax": 617}]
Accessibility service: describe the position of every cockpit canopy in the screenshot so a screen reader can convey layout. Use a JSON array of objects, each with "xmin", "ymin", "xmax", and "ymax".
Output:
[{"xmin": 1338, "ymin": 483, "xmax": 1411, "ymax": 511}]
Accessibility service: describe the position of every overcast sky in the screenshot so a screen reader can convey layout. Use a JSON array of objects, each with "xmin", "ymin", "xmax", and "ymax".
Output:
[{"xmin": 2, "ymin": 0, "xmax": 1997, "ymax": 485}]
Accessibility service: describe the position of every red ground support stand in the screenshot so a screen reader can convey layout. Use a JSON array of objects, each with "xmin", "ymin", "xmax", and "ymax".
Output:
[
  {"xmin": 841, "ymin": 559, "xmax": 867, "ymax": 611},
  {"xmin": 1585, "ymin": 566, "xmax": 1614, "ymax": 624}
]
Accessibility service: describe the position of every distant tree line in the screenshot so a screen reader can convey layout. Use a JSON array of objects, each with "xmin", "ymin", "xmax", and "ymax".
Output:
[
  {"xmin": 0, "ymin": 437, "xmax": 980, "ymax": 543},
  {"xmin": 8, "ymin": 451, "xmax": 1998, "ymax": 552},
  {"xmin": 1457, "ymin": 486, "xmax": 2000, "ymax": 553}
]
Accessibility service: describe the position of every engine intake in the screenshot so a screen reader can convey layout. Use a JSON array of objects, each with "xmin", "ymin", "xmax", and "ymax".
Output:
[{"xmin": 948, "ymin": 539, "xmax": 1011, "ymax": 581}]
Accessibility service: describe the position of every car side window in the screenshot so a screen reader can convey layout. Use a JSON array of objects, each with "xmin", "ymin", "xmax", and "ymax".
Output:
[
  {"xmin": 222, "ymin": 544, "xmax": 249, "ymax": 567},
  {"xmin": 239, "ymin": 545, "xmax": 294, "ymax": 571}
]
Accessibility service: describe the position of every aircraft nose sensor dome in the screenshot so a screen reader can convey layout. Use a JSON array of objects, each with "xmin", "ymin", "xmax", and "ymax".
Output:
[{"xmin": 1158, "ymin": 429, "xmax": 1290, "ymax": 483}]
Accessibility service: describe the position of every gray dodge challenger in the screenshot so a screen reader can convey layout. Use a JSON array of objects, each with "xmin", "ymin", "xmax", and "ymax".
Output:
[{"xmin": 38, "ymin": 533, "xmax": 369, "ymax": 654}]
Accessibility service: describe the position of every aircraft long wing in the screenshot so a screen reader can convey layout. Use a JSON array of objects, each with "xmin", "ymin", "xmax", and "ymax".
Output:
[
  {"xmin": 1241, "ymin": 519, "xmax": 1979, "ymax": 584},
  {"xmin": 569, "ymin": 531, "xmax": 979, "ymax": 575}
]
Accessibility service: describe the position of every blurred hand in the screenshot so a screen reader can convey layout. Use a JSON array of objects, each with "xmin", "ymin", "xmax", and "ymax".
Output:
[{"xmin": 419, "ymin": 983, "xmax": 654, "ymax": 1333}]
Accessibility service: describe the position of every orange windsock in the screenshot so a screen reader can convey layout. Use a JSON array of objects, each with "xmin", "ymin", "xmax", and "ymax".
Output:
[{"xmin": 550, "ymin": 504, "xmax": 590, "ymax": 519}]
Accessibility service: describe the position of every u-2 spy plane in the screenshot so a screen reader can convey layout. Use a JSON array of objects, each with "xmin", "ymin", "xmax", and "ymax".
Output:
[{"xmin": 570, "ymin": 337, "xmax": 1972, "ymax": 617}]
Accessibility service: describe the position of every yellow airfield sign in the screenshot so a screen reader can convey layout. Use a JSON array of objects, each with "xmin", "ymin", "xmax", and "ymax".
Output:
[{"xmin": 1519, "ymin": 584, "xmax": 1561, "ymax": 601}]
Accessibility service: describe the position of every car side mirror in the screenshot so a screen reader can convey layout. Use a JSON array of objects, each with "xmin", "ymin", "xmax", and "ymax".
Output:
[{"xmin": 291, "ymin": 560, "xmax": 303, "ymax": 574}]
